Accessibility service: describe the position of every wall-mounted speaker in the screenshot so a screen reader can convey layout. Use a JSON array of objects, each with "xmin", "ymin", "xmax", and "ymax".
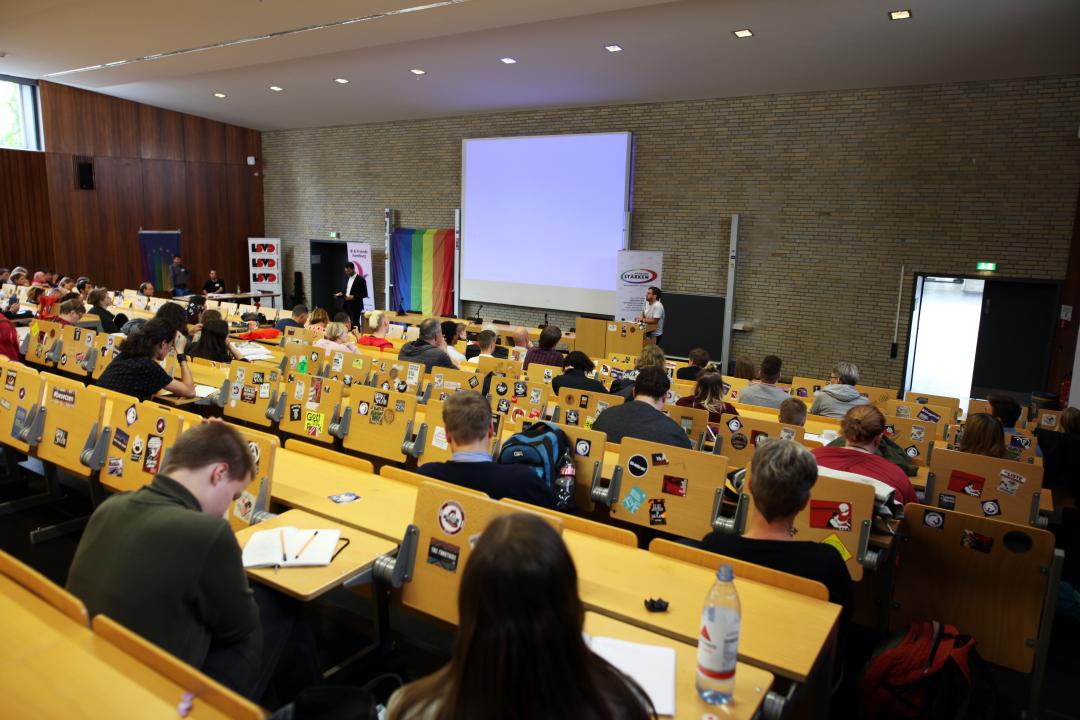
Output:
[{"xmin": 74, "ymin": 156, "xmax": 95, "ymax": 190}]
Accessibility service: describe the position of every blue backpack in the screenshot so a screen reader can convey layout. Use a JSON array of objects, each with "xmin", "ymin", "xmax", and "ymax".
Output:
[{"xmin": 497, "ymin": 421, "xmax": 569, "ymax": 492}]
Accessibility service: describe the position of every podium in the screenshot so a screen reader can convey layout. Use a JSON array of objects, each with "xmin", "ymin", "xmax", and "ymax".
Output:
[{"xmin": 606, "ymin": 320, "xmax": 647, "ymax": 357}]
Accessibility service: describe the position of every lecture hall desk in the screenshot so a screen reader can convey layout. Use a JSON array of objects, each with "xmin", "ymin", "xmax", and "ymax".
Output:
[{"xmin": 0, "ymin": 575, "xmax": 234, "ymax": 719}]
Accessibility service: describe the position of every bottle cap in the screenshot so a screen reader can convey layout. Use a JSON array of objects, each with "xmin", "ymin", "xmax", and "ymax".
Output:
[{"xmin": 716, "ymin": 564, "xmax": 734, "ymax": 582}]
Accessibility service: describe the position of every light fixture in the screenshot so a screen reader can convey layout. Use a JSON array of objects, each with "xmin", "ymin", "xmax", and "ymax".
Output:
[
  {"xmin": 604, "ymin": 44, "xmax": 623, "ymax": 53},
  {"xmin": 500, "ymin": 57, "xmax": 517, "ymax": 64},
  {"xmin": 213, "ymin": 92, "xmax": 227, "ymax": 98},
  {"xmin": 889, "ymin": 9, "xmax": 912, "ymax": 20},
  {"xmin": 733, "ymin": 29, "xmax": 753, "ymax": 38},
  {"xmin": 410, "ymin": 68, "xmax": 426, "ymax": 75},
  {"xmin": 269, "ymin": 85, "xmax": 283, "ymax": 92},
  {"xmin": 334, "ymin": 77, "xmax": 350, "ymax": 84}
]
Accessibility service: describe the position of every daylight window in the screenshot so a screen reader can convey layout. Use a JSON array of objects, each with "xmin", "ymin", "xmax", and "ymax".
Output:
[{"xmin": 0, "ymin": 76, "xmax": 41, "ymax": 151}]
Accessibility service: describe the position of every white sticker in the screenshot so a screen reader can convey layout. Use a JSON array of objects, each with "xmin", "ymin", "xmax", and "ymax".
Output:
[
  {"xmin": 332, "ymin": 353, "xmax": 344, "ymax": 372},
  {"xmin": 406, "ymin": 364, "xmax": 420, "ymax": 386},
  {"xmin": 259, "ymin": 382, "xmax": 271, "ymax": 399},
  {"xmin": 432, "ymin": 425, "xmax": 448, "ymax": 450},
  {"xmin": 293, "ymin": 380, "xmax": 305, "ymax": 402}
]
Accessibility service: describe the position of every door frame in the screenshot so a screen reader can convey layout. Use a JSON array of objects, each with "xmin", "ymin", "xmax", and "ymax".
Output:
[{"xmin": 900, "ymin": 272, "xmax": 1062, "ymax": 397}]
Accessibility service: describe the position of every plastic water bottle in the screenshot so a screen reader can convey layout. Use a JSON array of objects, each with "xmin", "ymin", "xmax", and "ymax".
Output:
[
  {"xmin": 554, "ymin": 452, "xmax": 576, "ymax": 512},
  {"xmin": 696, "ymin": 564, "xmax": 740, "ymax": 704}
]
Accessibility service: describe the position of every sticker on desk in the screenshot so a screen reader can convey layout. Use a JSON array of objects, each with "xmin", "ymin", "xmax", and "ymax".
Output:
[
  {"xmin": 51, "ymin": 387, "xmax": 76, "ymax": 409},
  {"xmin": 750, "ymin": 430, "xmax": 770, "ymax": 447},
  {"xmin": 247, "ymin": 442, "xmax": 261, "ymax": 465},
  {"xmin": 305, "ymin": 411, "xmax": 325, "ymax": 436},
  {"xmin": 468, "ymin": 375, "xmax": 479, "ymax": 388},
  {"xmin": 574, "ymin": 439, "xmax": 592, "ymax": 457},
  {"xmin": 143, "ymin": 435, "xmax": 163, "ymax": 474},
  {"xmin": 730, "ymin": 433, "xmax": 748, "ymax": 451},
  {"xmin": 3, "ymin": 370, "xmax": 15, "ymax": 391},
  {"xmin": 394, "ymin": 399, "xmax": 406, "ymax": 413},
  {"xmin": 621, "ymin": 485, "xmax": 646, "ymax": 514},
  {"xmin": 910, "ymin": 425, "xmax": 926, "ymax": 442},
  {"xmin": 259, "ymin": 382, "xmax": 271, "ymax": 399},
  {"xmin": 529, "ymin": 388, "xmax": 542, "ymax": 405},
  {"xmin": 565, "ymin": 409, "xmax": 579, "ymax": 426},
  {"xmin": 384, "ymin": 409, "xmax": 396, "ymax": 425},
  {"xmin": 329, "ymin": 492, "xmax": 360, "ymax": 504},
  {"xmin": 406, "ymin": 364, "xmax": 421, "ymax": 386},
  {"xmin": 106, "ymin": 456, "xmax": 123, "ymax": 477},
  {"xmin": 648, "ymin": 498, "xmax": 667, "ymax": 526},
  {"xmin": 60, "ymin": 353, "xmax": 67, "ymax": 366},
  {"xmin": 938, "ymin": 493, "xmax": 956, "ymax": 510},
  {"xmin": 233, "ymin": 492, "xmax": 255, "ymax": 523},
  {"xmin": 427, "ymin": 539, "xmax": 460, "ymax": 572},
  {"xmin": 53, "ymin": 427, "xmax": 68, "ymax": 448},
  {"xmin": 17, "ymin": 387, "xmax": 24, "ymax": 400},
  {"xmin": 726, "ymin": 418, "xmax": 742, "ymax": 433},
  {"xmin": 980, "ymin": 499, "xmax": 1001, "ymax": 517},
  {"xmin": 11, "ymin": 406, "xmax": 27, "ymax": 440},
  {"xmin": 998, "ymin": 469, "xmax": 1026, "ymax": 496},
  {"xmin": 810, "ymin": 500, "xmax": 852, "ymax": 531},
  {"xmin": 437, "ymin": 500, "xmax": 465, "ymax": 535},
  {"xmin": 374, "ymin": 392, "xmax": 389, "ymax": 407},
  {"xmin": 904, "ymin": 445, "xmax": 920, "ymax": 459},
  {"xmin": 514, "ymin": 382, "xmax": 527, "ymax": 398},
  {"xmin": 960, "ymin": 529, "xmax": 993, "ymax": 554},
  {"xmin": 584, "ymin": 416, "xmax": 595, "ymax": 430},
  {"xmin": 496, "ymin": 399, "xmax": 511, "ymax": 414},
  {"xmin": 293, "ymin": 380, "xmax": 305, "ymax": 402},
  {"xmin": 252, "ymin": 371, "xmax": 264, "ymax": 384},
  {"xmin": 241, "ymin": 386, "xmax": 257, "ymax": 404},
  {"xmin": 307, "ymin": 378, "xmax": 323, "ymax": 406},
  {"xmin": 607, "ymin": 323, "xmax": 617, "ymax": 331},
  {"xmin": 923, "ymin": 511, "xmax": 945, "ymax": 529},
  {"xmin": 432, "ymin": 426, "xmax": 449, "ymax": 450},
  {"xmin": 627, "ymin": 454, "xmax": 649, "ymax": 477},
  {"xmin": 289, "ymin": 404, "xmax": 302, "ymax": 422},
  {"xmin": 821, "ymin": 533, "xmax": 852, "ymax": 562},
  {"xmin": 947, "ymin": 469, "xmax": 985, "ymax": 498},
  {"xmin": 662, "ymin": 475, "xmax": 687, "ymax": 497},
  {"xmin": 895, "ymin": 405, "xmax": 911, "ymax": 419},
  {"xmin": 111, "ymin": 428, "xmax": 129, "ymax": 453},
  {"xmin": 332, "ymin": 353, "xmax": 344, "ymax": 372},
  {"xmin": 0, "ymin": 399, "xmax": 9, "ymax": 411},
  {"xmin": 543, "ymin": 368, "xmax": 553, "ymax": 382},
  {"xmin": 916, "ymin": 407, "xmax": 941, "ymax": 423}
]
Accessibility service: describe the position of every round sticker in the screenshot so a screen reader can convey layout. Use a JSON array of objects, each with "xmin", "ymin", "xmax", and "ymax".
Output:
[
  {"xmin": 575, "ymin": 439, "xmax": 592, "ymax": 456},
  {"xmin": 384, "ymin": 409, "xmax": 396, "ymax": 424},
  {"xmin": 248, "ymin": 441, "xmax": 261, "ymax": 464},
  {"xmin": 358, "ymin": 401, "xmax": 370, "ymax": 416},
  {"xmin": 905, "ymin": 445, "xmax": 920, "ymax": 458},
  {"xmin": 60, "ymin": 354, "xmax": 67, "ymax": 365},
  {"xmin": 18, "ymin": 387, "xmax": 25, "ymax": 400},
  {"xmin": 730, "ymin": 433, "xmax": 748, "ymax": 450},
  {"xmin": 627, "ymin": 454, "xmax": 649, "ymax": 477},
  {"xmin": 924, "ymin": 511, "xmax": 944, "ymax": 528},
  {"xmin": 395, "ymin": 380, "xmax": 408, "ymax": 393},
  {"xmin": 981, "ymin": 500, "xmax": 1001, "ymax": 517},
  {"xmin": 726, "ymin": 418, "xmax": 742, "ymax": 433},
  {"xmin": 156, "ymin": 418, "xmax": 166, "ymax": 433},
  {"xmin": 496, "ymin": 382, "xmax": 508, "ymax": 396},
  {"xmin": 389, "ymin": 367, "xmax": 399, "ymax": 379},
  {"xmin": 438, "ymin": 501, "xmax": 465, "ymax": 535}
]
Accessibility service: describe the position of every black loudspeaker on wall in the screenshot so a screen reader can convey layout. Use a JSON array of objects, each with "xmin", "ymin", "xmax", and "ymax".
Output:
[
  {"xmin": 74, "ymin": 156, "xmax": 95, "ymax": 190},
  {"xmin": 291, "ymin": 270, "xmax": 306, "ymax": 307}
]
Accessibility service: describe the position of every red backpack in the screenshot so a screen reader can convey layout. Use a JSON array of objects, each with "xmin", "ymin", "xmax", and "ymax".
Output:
[{"xmin": 857, "ymin": 621, "xmax": 992, "ymax": 719}]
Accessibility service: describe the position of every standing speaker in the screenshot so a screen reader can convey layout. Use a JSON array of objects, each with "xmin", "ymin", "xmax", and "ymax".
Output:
[{"xmin": 74, "ymin": 156, "xmax": 95, "ymax": 190}]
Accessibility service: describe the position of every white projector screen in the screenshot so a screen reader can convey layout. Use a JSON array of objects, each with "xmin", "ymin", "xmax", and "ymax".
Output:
[{"xmin": 460, "ymin": 132, "xmax": 632, "ymax": 315}]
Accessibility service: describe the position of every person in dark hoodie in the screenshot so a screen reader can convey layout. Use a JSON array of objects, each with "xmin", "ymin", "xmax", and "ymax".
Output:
[
  {"xmin": 398, "ymin": 317, "xmax": 457, "ymax": 370},
  {"xmin": 809, "ymin": 361, "xmax": 870, "ymax": 419}
]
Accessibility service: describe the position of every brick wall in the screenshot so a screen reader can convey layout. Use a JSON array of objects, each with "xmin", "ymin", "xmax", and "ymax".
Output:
[{"xmin": 263, "ymin": 76, "xmax": 1080, "ymax": 387}]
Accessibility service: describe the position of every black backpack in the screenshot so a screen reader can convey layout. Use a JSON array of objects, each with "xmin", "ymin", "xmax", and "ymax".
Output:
[{"xmin": 497, "ymin": 421, "xmax": 569, "ymax": 493}]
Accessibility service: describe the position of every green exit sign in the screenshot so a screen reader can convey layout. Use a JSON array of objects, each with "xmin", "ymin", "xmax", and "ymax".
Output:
[
  {"xmin": 976, "ymin": 262, "xmax": 997, "ymax": 271},
  {"xmin": 329, "ymin": 231, "xmax": 340, "ymax": 239}
]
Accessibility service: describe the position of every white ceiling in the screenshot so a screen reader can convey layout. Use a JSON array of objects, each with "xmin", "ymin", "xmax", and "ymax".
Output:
[{"xmin": 1, "ymin": 0, "xmax": 1078, "ymax": 131}]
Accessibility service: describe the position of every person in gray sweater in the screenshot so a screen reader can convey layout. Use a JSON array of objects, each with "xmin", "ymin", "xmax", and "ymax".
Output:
[
  {"xmin": 398, "ymin": 317, "xmax": 457, "ymax": 370},
  {"xmin": 809, "ymin": 361, "xmax": 871, "ymax": 418},
  {"xmin": 592, "ymin": 366, "xmax": 692, "ymax": 449},
  {"xmin": 739, "ymin": 354, "xmax": 792, "ymax": 409}
]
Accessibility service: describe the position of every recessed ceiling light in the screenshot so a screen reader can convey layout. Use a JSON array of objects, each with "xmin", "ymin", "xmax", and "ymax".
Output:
[
  {"xmin": 604, "ymin": 44, "xmax": 623, "ymax": 53},
  {"xmin": 500, "ymin": 57, "xmax": 517, "ymax": 64},
  {"xmin": 334, "ymin": 77, "xmax": 350, "ymax": 84},
  {"xmin": 213, "ymin": 92, "xmax": 227, "ymax": 98},
  {"xmin": 889, "ymin": 9, "xmax": 912, "ymax": 20},
  {"xmin": 269, "ymin": 85, "xmax": 283, "ymax": 92},
  {"xmin": 410, "ymin": 68, "xmax": 426, "ymax": 75},
  {"xmin": 733, "ymin": 29, "xmax": 753, "ymax": 38}
]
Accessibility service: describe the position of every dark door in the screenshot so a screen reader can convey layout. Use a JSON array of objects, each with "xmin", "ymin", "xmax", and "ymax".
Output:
[
  {"xmin": 970, "ymin": 280, "xmax": 1059, "ymax": 397},
  {"xmin": 309, "ymin": 241, "xmax": 348, "ymax": 315}
]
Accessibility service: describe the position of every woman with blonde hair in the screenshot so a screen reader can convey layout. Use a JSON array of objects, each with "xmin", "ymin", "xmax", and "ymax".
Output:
[
  {"xmin": 358, "ymin": 309, "xmax": 394, "ymax": 351},
  {"xmin": 676, "ymin": 371, "xmax": 737, "ymax": 423},
  {"xmin": 305, "ymin": 307, "xmax": 330, "ymax": 333},
  {"xmin": 314, "ymin": 322, "xmax": 359, "ymax": 354},
  {"xmin": 611, "ymin": 344, "xmax": 667, "ymax": 398}
]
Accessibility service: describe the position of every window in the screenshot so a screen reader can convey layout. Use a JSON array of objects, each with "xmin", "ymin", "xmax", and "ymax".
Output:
[{"xmin": 0, "ymin": 75, "xmax": 41, "ymax": 151}]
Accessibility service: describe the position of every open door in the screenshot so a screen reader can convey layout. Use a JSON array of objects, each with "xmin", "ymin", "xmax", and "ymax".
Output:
[
  {"xmin": 970, "ymin": 280, "xmax": 1059, "ymax": 398},
  {"xmin": 309, "ymin": 241, "xmax": 348, "ymax": 317}
]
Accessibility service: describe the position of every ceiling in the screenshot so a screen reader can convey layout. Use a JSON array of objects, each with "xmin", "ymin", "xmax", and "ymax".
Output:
[{"xmin": 1, "ymin": 0, "xmax": 1078, "ymax": 131}]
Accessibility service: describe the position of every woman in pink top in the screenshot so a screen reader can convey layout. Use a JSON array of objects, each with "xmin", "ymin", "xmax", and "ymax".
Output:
[
  {"xmin": 313, "ymin": 322, "xmax": 358, "ymax": 354},
  {"xmin": 811, "ymin": 405, "xmax": 917, "ymax": 505}
]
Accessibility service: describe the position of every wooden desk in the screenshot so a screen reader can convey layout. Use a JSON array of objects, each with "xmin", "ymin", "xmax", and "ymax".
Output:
[
  {"xmin": 270, "ymin": 449, "xmax": 417, "ymax": 542},
  {"xmin": 0, "ymin": 575, "xmax": 235, "ymax": 719},
  {"xmin": 913, "ymin": 465, "xmax": 1052, "ymax": 513},
  {"xmin": 565, "ymin": 531, "xmax": 840, "ymax": 683},
  {"xmin": 235, "ymin": 510, "xmax": 396, "ymax": 601},
  {"xmin": 584, "ymin": 612, "xmax": 772, "ymax": 720}
]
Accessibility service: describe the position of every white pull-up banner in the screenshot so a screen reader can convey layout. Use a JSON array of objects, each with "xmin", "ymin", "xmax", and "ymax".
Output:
[
  {"xmin": 615, "ymin": 251, "xmax": 663, "ymax": 321},
  {"xmin": 247, "ymin": 238, "xmax": 282, "ymax": 308}
]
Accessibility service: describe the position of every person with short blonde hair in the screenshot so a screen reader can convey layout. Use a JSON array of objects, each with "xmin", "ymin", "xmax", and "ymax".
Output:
[
  {"xmin": 359, "ymin": 309, "xmax": 394, "ymax": 351},
  {"xmin": 314, "ymin": 321, "xmax": 358, "ymax": 354}
]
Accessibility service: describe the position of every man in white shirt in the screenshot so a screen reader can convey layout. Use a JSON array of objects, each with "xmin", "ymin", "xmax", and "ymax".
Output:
[
  {"xmin": 636, "ymin": 286, "xmax": 665, "ymax": 346},
  {"xmin": 465, "ymin": 330, "xmax": 499, "ymax": 364},
  {"xmin": 335, "ymin": 262, "xmax": 367, "ymax": 327}
]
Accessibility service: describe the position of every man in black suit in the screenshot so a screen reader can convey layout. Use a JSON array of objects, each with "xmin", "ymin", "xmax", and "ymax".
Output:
[{"xmin": 335, "ymin": 262, "xmax": 367, "ymax": 327}]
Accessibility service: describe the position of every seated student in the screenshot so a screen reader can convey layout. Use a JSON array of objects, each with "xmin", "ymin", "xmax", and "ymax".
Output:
[
  {"xmin": 96, "ymin": 319, "xmax": 196, "ymax": 401},
  {"xmin": 155, "ymin": 300, "xmax": 193, "ymax": 338},
  {"xmin": 809, "ymin": 361, "xmax": 871, "ymax": 419},
  {"xmin": 987, "ymin": 393, "xmax": 1042, "ymax": 457},
  {"xmin": 399, "ymin": 317, "xmax": 457, "ymax": 370},
  {"xmin": 465, "ymin": 324, "xmax": 510, "ymax": 359},
  {"xmin": 510, "ymin": 326, "xmax": 532, "ymax": 350},
  {"xmin": 779, "ymin": 397, "xmax": 808, "ymax": 426},
  {"xmin": 188, "ymin": 319, "xmax": 240, "ymax": 363},
  {"xmin": 676, "ymin": 370, "xmax": 738, "ymax": 423},
  {"xmin": 958, "ymin": 412, "xmax": 1007, "ymax": 458},
  {"xmin": 305, "ymin": 307, "xmax": 330, "ymax": 333},
  {"xmin": 388, "ymin": 513, "xmax": 654, "ymax": 720},
  {"xmin": 66, "ymin": 423, "xmax": 319, "ymax": 701},
  {"xmin": 464, "ymin": 329, "xmax": 499, "ymax": 364},
  {"xmin": 138, "ymin": 281, "xmax": 155, "ymax": 297},
  {"xmin": 739, "ymin": 355, "xmax": 791, "ymax": 409},
  {"xmin": 275, "ymin": 304, "xmax": 309, "ymax": 332},
  {"xmin": 677, "ymin": 348, "xmax": 710, "ymax": 380},
  {"xmin": 85, "ymin": 288, "xmax": 123, "ymax": 334},
  {"xmin": 417, "ymin": 392, "xmax": 554, "ymax": 507},
  {"xmin": 592, "ymin": 367, "xmax": 693, "ymax": 449},
  {"xmin": 551, "ymin": 351, "xmax": 608, "ymax": 396},
  {"xmin": 812, "ymin": 405, "xmax": 917, "ymax": 504},
  {"xmin": 441, "ymin": 320, "xmax": 468, "ymax": 366},
  {"xmin": 332, "ymin": 311, "xmax": 361, "ymax": 339},
  {"xmin": 0, "ymin": 312, "xmax": 20, "ymax": 361},
  {"xmin": 314, "ymin": 321, "xmax": 358, "ymax": 354},
  {"xmin": 701, "ymin": 439, "xmax": 853, "ymax": 621},
  {"xmin": 522, "ymin": 325, "xmax": 564, "ymax": 370},
  {"xmin": 732, "ymin": 355, "xmax": 756, "ymax": 381},
  {"xmin": 611, "ymin": 345, "xmax": 667, "ymax": 398},
  {"xmin": 54, "ymin": 297, "xmax": 86, "ymax": 326},
  {"xmin": 203, "ymin": 269, "xmax": 226, "ymax": 296},
  {"xmin": 76, "ymin": 278, "xmax": 93, "ymax": 301},
  {"xmin": 358, "ymin": 309, "xmax": 394, "ymax": 351}
]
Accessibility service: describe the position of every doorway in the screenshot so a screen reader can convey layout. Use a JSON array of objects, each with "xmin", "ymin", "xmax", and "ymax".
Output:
[
  {"xmin": 903, "ymin": 274, "xmax": 1059, "ymax": 405},
  {"xmin": 309, "ymin": 241, "xmax": 348, "ymax": 317}
]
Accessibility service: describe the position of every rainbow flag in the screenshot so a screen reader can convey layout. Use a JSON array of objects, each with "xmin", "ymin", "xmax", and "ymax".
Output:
[
  {"xmin": 391, "ymin": 228, "xmax": 455, "ymax": 315},
  {"xmin": 138, "ymin": 230, "xmax": 180, "ymax": 291}
]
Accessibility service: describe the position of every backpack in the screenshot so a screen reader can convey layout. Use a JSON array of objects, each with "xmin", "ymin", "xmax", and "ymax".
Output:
[
  {"xmin": 497, "ymin": 421, "xmax": 569, "ymax": 493},
  {"xmin": 857, "ymin": 621, "xmax": 995, "ymax": 720}
]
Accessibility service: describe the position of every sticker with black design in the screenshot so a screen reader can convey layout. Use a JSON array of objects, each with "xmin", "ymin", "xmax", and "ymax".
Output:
[
  {"xmin": 289, "ymin": 404, "xmax": 302, "ymax": 421},
  {"xmin": 648, "ymin": 498, "xmax": 667, "ymax": 526},
  {"xmin": 651, "ymin": 452, "xmax": 669, "ymax": 466},
  {"xmin": 111, "ymin": 428, "xmax": 129, "ymax": 452},
  {"xmin": 395, "ymin": 399, "xmax": 406, "ymax": 413},
  {"xmin": 427, "ymin": 539, "xmax": 460, "ymax": 572},
  {"xmin": 468, "ymin": 375, "xmax": 479, "ymax": 388},
  {"xmin": 923, "ymin": 511, "xmax": 945, "ymax": 530},
  {"xmin": 497, "ymin": 399, "xmax": 511, "ymax": 414},
  {"xmin": 904, "ymin": 445, "xmax": 920, "ymax": 458},
  {"xmin": 938, "ymin": 493, "xmax": 956, "ymax": 510},
  {"xmin": 960, "ymin": 529, "xmax": 993, "ymax": 554},
  {"xmin": 357, "ymin": 401, "xmax": 370, "ymax": 417},
  {"xmin": 998, "ymin": 469, "xmax": 1026, "ymax": 496},
  {"xmin": 374, "ymin": 392, "xmax": 389, "ymax": 407},
  {"xmin": 980, "ymin": 499, "xmax": 1001, "ymax": 517},
  {"xmin": 726, "ymin": 417, "xmax": 741, "ymax": 433},
  {"xmin": 627, "ymin": 454, "xmax": 649, "ymax": 477},
  {"xmin": 565, "ymin": 409, "xmax": 579, "ymax": 426},
  {"xmin": 495, "ymin": 382, "xmax": 508, "ymax": 396},
  {"xmin": 730, "ymin": 433, "xmax": 748, "ymax": 451},
  {"xmin": 910, "ymin": 425, "xmax": 926, "ymax": 442},
  {"xmin": 750, "ymin": 430, "xmax": 770, "ymax": 447},
  {"xmin": 780, "ymin": 427, "xmax": 795, "ymax": 441},
  {"xmin": 916, "ymin": 407, "xmax": 941, "ymax": 423},
  {"xmin": 574, "ymin": 439, "xmax": 592, "ymax": 457},
  {"xmin": 579, "ymin": 394, "xmax": 590, "ymax": 409},
  {"xmin": 53, "ymin": 428, "xmax": 68, "ymax": 448},
  {"xmin": 514, "ymin": 382, "xmax": 527, "ymax": 397}
]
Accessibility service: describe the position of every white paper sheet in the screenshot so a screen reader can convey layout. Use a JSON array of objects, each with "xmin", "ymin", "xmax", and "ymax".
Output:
[{"xmin": 587, "ymin": 635, "xmax": 676, "ymax": 715}]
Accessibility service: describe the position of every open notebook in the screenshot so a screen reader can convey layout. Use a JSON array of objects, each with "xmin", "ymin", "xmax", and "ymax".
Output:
[{"xmin": 242, "ymin": 527, "xmax": 342, "ymax": 568}]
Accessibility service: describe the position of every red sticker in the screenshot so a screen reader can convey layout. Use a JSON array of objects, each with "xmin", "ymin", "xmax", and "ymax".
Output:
[
  {"xmin": 662, "ymin": 475, "xmax": 688, "ymax": 497},
  {"xmin": 947, "ymin": 469, "xmax": 985, "ymax": 498},
  {"xmin": 808, "ymin": 500, "xmax": 853, "ymax": 531}
]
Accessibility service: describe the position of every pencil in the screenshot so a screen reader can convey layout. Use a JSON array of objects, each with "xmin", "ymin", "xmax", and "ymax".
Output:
[
  {"xmin": 279, "ymin": 528, "xmax": 287, "ymax": 563},
  {"xmin": 294, "ymin": 530, "xmax": 319, "ymax": 560}
]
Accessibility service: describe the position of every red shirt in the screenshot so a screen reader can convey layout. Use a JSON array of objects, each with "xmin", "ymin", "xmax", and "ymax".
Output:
[
  {"xmin": 358, "ymin": 335, "xmax": 394, "ymax": 352},
  {"xmin": 811, "ymin": 445, "xmax": 917, "ymax": 505},
  {"xmin": 0, "ymin": 316, "xmax": 20, "ymax": 361}
]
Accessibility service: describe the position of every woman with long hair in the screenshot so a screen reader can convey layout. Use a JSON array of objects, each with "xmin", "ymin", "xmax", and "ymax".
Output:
[
  {"xmin": 388, "ymin": 513, "xmax": 655, "ymax": 720},
  {"xmin": 306, "ymin": 307, "xmax": 330, "ymax": 333},
  {"xmin": 96, "ymin": 318, "xmax": 195, "ymax": 401},
  {"xmin": 188, "ymin": 319, "xmax": 239, "ymax": 363},
  {"xmin": 676, "ymin": 370, "xmax": 737, "ymax": 423},
  {"xmin": 958, "ymin": 413, "xmax": 1007, "ymax": 458}
]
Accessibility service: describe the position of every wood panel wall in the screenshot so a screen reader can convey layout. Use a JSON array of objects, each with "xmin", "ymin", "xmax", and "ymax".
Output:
[{"xmin": 0, "ymin": 81, "xmax": 263, "ymax": 291}]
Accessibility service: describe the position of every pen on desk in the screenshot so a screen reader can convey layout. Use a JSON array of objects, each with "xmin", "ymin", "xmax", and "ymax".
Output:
[
  {"xmin": 279, "ymin": 528, "xmax": 287, "ymax": 563},
  {"xmin": 294, "ymin": 530, "xmax": 319, "ymax": 560}
]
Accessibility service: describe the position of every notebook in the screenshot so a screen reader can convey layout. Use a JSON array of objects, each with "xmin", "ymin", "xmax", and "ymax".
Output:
[
  {"xmin": 242, "ymin": 527, "xmax": 341, "ymax": 568},
  {"xmin": 586, "ymin": 635, "xmax": 676, "ymax": 715}
]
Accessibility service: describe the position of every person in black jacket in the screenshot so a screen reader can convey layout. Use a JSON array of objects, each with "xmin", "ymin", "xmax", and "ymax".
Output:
[
  {"xmin": 417, "ymin": 391, "xmax": 554, "ymax": 508},
  {"xmin": 591, "ymin": 366, "xmax": 691, "ymax": 449},
  {"xmin": 677, "ymin": 348, "xmax": 710, "ymax": 380},
  {"xmin": 464, "ymin": 328, "xmax": 509, "ymax": 360},
  {"xmin": 551, "ymin": 351, "xmax": 608, "ymax": 396},
  {"xmin": 85, "ymin": 289, "xmax": 124, "ymax": 333}
]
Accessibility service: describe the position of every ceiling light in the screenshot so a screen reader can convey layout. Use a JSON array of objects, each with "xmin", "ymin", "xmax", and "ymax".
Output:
[
  {"xmin": 604, "ymin": 45, "xmax": 623, "ymax": 53},
  {"xmin": 733, "ymin": 29, "xmax": 753, "ymax": 38},
  {"xmin": 410, "ymin": 68, "xmax": 426, "ymax": 75},
  {"xmin": 500, "ymin": 57, "xmax": 517, "ymax": 64},
  {"xmin": 334, "ymin": 77, "xmax": 350, "ymax": 84},
  {"xmin": 889, "ymin": 9, "xmax": 912, "ymax": 20},
  {"xmin": 269, "ymin": 85, "xmax": 283, "ymax": 92},
  {"xmin": 213, "ymin": 92, "xmax": 227, "ymax": 98}
]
